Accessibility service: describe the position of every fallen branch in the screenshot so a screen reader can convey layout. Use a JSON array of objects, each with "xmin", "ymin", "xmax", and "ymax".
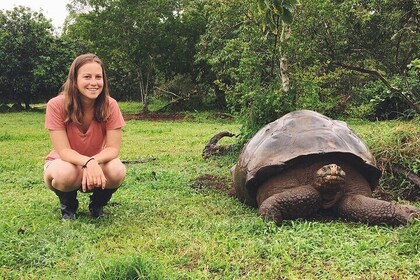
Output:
[
  {"xmin": 386, "ymin": 163, "xmax": 420, "ymax": 188},
  {"xmin": 214, "ymin": 112, "xmax": 235, "ymax": 119},
  {"xmin": 202, "ymin": 131, "xmax": 235, "ymax": 159},
  {"xmin": 154, "ymin": 86, "xmax": 181, "ymax": 98},
  {"xmin": 155, "ymin": 96, "xmax": 190, "ymax": 113},
  {"xmin": 121, "ymin": 157, "xmax": 156, "ymax": 164}
]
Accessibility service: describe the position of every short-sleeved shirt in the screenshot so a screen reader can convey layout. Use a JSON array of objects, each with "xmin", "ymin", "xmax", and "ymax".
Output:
[{"xmin": 44, "ymin": 95, "xmax": 126, "ymax": 161}]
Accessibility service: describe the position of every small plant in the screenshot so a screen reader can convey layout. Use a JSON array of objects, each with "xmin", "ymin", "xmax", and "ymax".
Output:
[{"xmin": 0, "ymin": 131, "xmax": 11, "ymax": 141}]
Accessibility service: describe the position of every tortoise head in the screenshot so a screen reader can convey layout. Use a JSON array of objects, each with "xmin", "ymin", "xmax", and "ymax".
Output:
[{"xmin": 314, "ymin": 164, "xmax": 346, "ymax": 209}]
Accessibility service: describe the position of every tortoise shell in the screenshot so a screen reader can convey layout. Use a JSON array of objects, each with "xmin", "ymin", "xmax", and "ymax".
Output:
[{"xmin": 232, "ymin": 110, "xmax": 382, "ymax": 207}]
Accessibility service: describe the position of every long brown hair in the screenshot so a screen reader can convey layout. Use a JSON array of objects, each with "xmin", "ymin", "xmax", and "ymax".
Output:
[{"xmin": 60, "ymin": 53, "xmax": 110, "ymax": 124}]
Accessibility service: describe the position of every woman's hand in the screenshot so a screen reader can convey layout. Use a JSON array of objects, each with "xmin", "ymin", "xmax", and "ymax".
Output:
[{"xmin": 81, "ymin": 159, "xmax": 107, "ymax": 192}]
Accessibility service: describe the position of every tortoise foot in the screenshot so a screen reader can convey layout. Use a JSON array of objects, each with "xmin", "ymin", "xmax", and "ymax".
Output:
[
  {"xmin": 258, "ymin": 186, "xmax": 321, "ymax": 224},
  {"xmin": 336, "ymin": 195, "xmax": 420, "ymax": 226},
  {"xmin": 398, "ymin": 204, "xmax": 420, "ymax": 223}
]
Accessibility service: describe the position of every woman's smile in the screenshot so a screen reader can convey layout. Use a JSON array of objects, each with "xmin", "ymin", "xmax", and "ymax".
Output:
[{"xmin": 77, "ymin": 62, "xmax": 104, "ymax": 100}]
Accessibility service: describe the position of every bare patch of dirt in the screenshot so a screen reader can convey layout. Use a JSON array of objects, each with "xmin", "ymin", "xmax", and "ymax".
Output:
[
  {"xmin": 123, "ymin": 113, "xmax": 189, "ymax": 121},
  {"xmin": 191, "ymin": 174, "xmax": 233, "ymax": 193}
]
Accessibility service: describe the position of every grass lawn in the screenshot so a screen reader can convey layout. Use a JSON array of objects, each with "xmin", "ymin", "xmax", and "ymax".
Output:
[{"xmin": 0, "ymin": 106, "xmax": 419, "ymax": 279}]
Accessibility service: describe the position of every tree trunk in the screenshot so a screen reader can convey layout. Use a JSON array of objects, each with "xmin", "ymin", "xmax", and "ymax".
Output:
[
  {"xmin": 137, "ymin": 69, "xmax": 149, "ymax": 113},
  {"xmin": 214, "ymin": 87, "xmax": 227, "ymax": 110},
  {"xmin": 280, "ymin": 55, "xmax": 289, "ymax": 93},
  {"xmin": 24, "ymin": 101, "xmax": 30, "ymax": 110},
  {"xmin": 279, "ymin": 24, "xmax": 291, "ymax": 93}
]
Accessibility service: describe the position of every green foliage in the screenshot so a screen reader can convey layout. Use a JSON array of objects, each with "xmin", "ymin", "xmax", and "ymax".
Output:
[
  {"xmin": 196, "ymin": 1, "xmax": 255, "ymax": 111},
  {"xmin": 254, "ymin": 0, "xmax": 298, "ymax": 32},
  {"xmin": 32, "ymin": 35, "xmax": 79, "ymax": 102},
  {"xmin": 409, "ymin": 58, "xmax": 420, "ymax": 69},
  {"xmin": 345, "ymin": 67, "xmax": 419, "ymax": 120},
  {"xmin": 351, "ymin": 119, "xmax": 420, "ymax": 198},
  {"xmin": 66, "ymin": 0, "xmax": 207, "ymax": 110},
  {"xmin": 0, "ymin": 7, "xmax": 52, "ymax": 107},
  {"xmin": 196, "ymin": 0, "xmax": 291, "ymax": 124},
  {"xmin": 291, "ymin": 63, "xmax": 344, "ymax": 115},
  {"xmin": 2, "ymin": 0, "xmax": 418, "ymax": 120},
  {"xmin": 195, "ymin": 0, "xmax": 420, "ymax": 135},
  {"xmin": 0, "ymin": 7, "xmax": 77, "ymax": 107},
  {"xmin": 81, "ymin": 254, "xmax": 175, "ymax": 280},
  {"xmin": 286, "ymin": 0, "xmax": 419, "ymax": 118},
  {"xmin": 237, "ymin": 85, "xmax": 295, "ymax": 143},
  {"xmin": 1, "ymin": 0, "xmax": 418, "ymax": 121}
]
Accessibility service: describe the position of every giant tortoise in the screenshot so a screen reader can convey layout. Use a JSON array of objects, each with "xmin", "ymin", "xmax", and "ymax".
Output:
[{"xmin": 232, "ymin": 110, "xmax": 419, "ymax": 226}]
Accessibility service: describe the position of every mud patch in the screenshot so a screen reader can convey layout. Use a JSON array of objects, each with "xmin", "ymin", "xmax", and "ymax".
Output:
[
  {"xmin": 123, "ymin": 113, "xmax": 189, "ymax": 121},
  {"xmin": 191, "ymin": 174, "xmax": 232, "ymax": 193}
]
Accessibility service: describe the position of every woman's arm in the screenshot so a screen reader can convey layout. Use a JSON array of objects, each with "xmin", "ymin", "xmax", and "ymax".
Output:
[
  {"xmin": 49, "ymin": 128, "xmax": 122, "ymax": 165},
  {"xmin": 49, "ymin": 129, "xmax": 91, "ymax": 166},
  {"xmin": 81, "ymin": 128, "xmax": 122, "ymax": 191},
  {"xmin": 82, "ymin": 128, "xmax": 121, "ymax": 191},
  {"xmin": 92, "ymin": 128, "xmax": 122, "ymax": 164},
  {"xmin": 48, "ymin": 128, "xmax": 123, "ymax": 191}
]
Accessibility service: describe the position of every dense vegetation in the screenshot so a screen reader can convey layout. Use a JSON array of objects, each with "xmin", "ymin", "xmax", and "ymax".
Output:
[
  {"xmin": 0, "ymin": 1, "xmax": 418, "ymax": 125},
  {"xmin": 0, "ymin": 109, "xmax": 419, "ymax": 279}
]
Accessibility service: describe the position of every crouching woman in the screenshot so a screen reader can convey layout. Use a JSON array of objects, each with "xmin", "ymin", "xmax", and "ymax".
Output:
[{"xmin": 43, "ymin": 53, "xmax": 126, "ymax": 219}]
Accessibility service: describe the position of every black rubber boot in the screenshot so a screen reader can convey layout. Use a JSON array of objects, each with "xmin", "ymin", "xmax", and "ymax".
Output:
[
  {"xmin": 89, "ymin": 188, "xmax": 117, "ymax": 218},
  {"xmin": 52, "ymin": 189, "xmax": 79, "ymax": 220}
]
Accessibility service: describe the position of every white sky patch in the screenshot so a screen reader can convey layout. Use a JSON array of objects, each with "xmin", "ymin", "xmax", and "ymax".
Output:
[{"xmin": 0, "ymin": 0, "xmax": 69, "ymax": 30}]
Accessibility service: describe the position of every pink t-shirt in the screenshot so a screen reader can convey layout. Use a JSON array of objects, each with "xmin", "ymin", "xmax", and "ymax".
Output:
[{"xmin": 45, "ymin": 95, "xmax": 126, "ymax": 161}]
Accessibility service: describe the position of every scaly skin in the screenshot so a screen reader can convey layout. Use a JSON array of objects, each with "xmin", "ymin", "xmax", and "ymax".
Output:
[
  {"xmin": 256, "ymin": 159, "xmax": 420, "ymax": 225},
  {"xmin": 335, "ymin": 194, "xmax": 420, "ymax": 226},
  {"xmin": 313, "ymin": 164, "xmax": 346, "ymax": 208},
  {"xmin": 257, "ymin": 161, "xmax": 346, "ymax": 224},
  {"xmin": 258, "ymin": 185, "xmax": 322, "ymax": 224}
]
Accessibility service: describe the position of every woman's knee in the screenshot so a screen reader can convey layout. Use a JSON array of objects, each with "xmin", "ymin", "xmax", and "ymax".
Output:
[
  {"xmin": 46, "ymin": 161, "xmax": 81, "ymax": 190},
  {"xmin": 103, "ymin": 159, "xmax": 126, "ymax": 186}
]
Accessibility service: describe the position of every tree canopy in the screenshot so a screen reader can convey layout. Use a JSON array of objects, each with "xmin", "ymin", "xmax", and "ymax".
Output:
[{"xmin": 0, "ymin": 0, "xmax": 418, "ymax": 123}]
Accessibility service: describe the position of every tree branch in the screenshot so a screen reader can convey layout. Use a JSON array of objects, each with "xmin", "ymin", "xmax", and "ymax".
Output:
[
  {"xmin": 154, "ymin": 86, "xmax": 181, "ymax": 98},
  {"xmin": 202, "ymin": 131, "xmax": 235, "ymax": 159},
  {"xmin": 335, "ymin": 62, "xmax": 420, "ymax": 113},
  {"xmin": 386, "ymin": 163, "xmax": 420, "ymax": 188},
  {"xmin": 121, "ymin": 157, "xmax": 156, "ymax": 164}
]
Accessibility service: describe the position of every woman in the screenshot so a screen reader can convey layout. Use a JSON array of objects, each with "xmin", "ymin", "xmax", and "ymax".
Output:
[{"xmin": 44, "ymin": 53, "xmax": 126, "ymax": 219}]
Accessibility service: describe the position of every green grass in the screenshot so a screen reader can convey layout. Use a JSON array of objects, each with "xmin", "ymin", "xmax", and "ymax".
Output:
[{"xmin": 0, "ymin": 109, "xmax": 419, "ymax": 279}]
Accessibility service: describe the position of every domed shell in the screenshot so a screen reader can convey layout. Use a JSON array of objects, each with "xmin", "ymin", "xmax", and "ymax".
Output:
[{"xmin": 232, "ymin": 110, "xmax": 382, "ymax": 207}]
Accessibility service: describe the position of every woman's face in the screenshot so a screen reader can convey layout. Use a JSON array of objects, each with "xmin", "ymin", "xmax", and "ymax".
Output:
[{"xmin": 76, "ymin": 62, "xmax": 104, "ymax": 102}]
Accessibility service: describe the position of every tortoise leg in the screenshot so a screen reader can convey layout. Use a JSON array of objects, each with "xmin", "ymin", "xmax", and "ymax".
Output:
[
  {"xmin": 258, "ymin": 186, "xmax": 322, "ymax": 225},
  {"xmin": 335, "ymin": 194, "xmax": 420, "ymax": 226}
]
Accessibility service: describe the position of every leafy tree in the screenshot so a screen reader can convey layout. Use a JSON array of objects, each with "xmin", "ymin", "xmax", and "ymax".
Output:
[
  {"xmin": 252, "ymin": 0, "xmax": 297, "ymax": 93},
  {"xmin": 0, "ymin": 6, "xmax": 58, "ymax": 108},
  {"xmin": 196, "ymin": 0, "xmax": 298, "ymax": 133},
  {"xmin": 59, "ymin": 0, "xmax": 419, "ymax": 120},
  {"xmin": 196, "ymin": 0, "xmax": 418, "ymax": 124},
  {"xmin": 33, "ymin": 35, "xmax": 79, "ymax": 102},
  {"xmin": 196, "ymin": 1, "xmax": 273, "ymax": 114},
  {"xmin": 287, "ymin": 0, "xmax": 419, "ymax": 118},
  {"xmin": 66, "ymin": 0, "xmax": 207, "ymax": 112}
]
